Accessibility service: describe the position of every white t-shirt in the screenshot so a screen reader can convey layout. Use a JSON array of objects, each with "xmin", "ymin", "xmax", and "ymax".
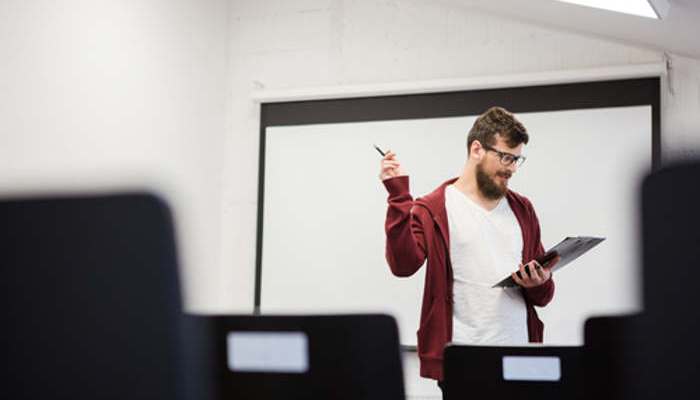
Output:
[{"xmin": 444, "ymin": 185, "xmax": 529, "ymax": 345}]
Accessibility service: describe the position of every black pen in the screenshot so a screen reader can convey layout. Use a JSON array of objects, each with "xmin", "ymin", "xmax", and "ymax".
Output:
[{"xmin": 373, "ymin": 144, "xmax": 386, "ymax": 157}]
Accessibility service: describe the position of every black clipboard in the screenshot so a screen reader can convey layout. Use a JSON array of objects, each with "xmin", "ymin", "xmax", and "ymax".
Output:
[{"xmin": 492, "ymin": 236, "xmax": 605, "ymax": 288}]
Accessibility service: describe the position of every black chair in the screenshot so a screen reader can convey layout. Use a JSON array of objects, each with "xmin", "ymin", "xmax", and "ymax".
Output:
[
  {"xmin": 210, "ymin": 314, "xmax": 405, "ymax": 400},
  {"xmin": 583, "ymin": 314, "xmax": 645, "ymax": 400},
  {"xmin": 0, "ymin": 193, "xmax": 215, "ymax": 400},
  {"xmin": 630, "ymin": 161, "xmax": 700, "ymax": 399},
  {"xmin": 443, "ymin": 344, "xmax": 584, "ymax": 400}
]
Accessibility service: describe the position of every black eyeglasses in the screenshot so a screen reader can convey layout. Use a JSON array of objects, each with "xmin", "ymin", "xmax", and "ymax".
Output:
[{"xmin": 482, "ymin": 144, "xmax": 527, "ymax": 168}]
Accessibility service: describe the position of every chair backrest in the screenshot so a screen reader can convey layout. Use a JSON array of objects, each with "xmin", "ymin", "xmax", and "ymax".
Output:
[
  {"xmin": 443, "ymin": 344, "xmax": 584, "ymax": 400},
  {"xmin": 633, "ymin": 161, "xmax": 700, "ymax": 399},
  {"xmin": 211, "ymin": 314, "xmax": 405, "ymax": 400},
  {"xmin": 0, "ymin": 193, "xmax": 212, "ymax": 400},
  {"xmin": 583, "ymin": 314, "xmax": 645, "ymax": 400}
]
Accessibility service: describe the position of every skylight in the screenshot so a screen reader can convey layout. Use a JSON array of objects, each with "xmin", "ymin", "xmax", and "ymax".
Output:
[{"xmin": 555, "ymin": 0, "xmax": 663, "ymax": 19}]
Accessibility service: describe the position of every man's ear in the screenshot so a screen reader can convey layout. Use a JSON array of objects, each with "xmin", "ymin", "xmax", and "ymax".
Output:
[{"xmin": 470, "ymin": 140, "xmax": 483, "ymax": 160}]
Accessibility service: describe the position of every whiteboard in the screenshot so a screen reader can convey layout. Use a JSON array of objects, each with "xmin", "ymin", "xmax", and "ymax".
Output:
[{"xmin": 260, "ymin": 105, "xmax": 651, "ymax": 346}]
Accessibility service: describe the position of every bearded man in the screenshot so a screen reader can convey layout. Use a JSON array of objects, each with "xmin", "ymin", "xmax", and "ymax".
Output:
[{"xmin": 379, "ymin": 106, "xmax": 558, "ymax": 396}]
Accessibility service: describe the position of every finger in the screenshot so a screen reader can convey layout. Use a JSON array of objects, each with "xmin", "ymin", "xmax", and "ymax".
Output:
[
  {"xmin": 532, "ymin": 274, "xmax": 543, "ymax": 285},
  {"xmin": 532, "ymin": 261, "xmax": 546, "ymax": 280},
  {"xmin": 528, "ymin": 262, "xmax": 544, "ymax": 283},
  {"xmin": 534, "ymin": 266, "xmax": 545, "ymax": 281},
  {"xmin": 523, "ymin": 262, "xmax": 540, "ymax": 286},
  {"xmin": 381, "ymin": 165, "xmax": 399, "ymax": 175},
  {"xmin": 542, "ymin": 267, "xmax": 552, "ymax": 281},
  {"xmin": 519, "ymin": 263, "xmax": 528, "ymax": 279},
  {"xmin": 381, "ymin": 161, "xmax": 399, "ymax": 169},
  {"xmin": 528, "ymin": 260, "xmax": 544, "ymax": 280},
  {"xmin": 540, "ymin": 267, "xmax": 551, "ymax": 282},
  {"xmin": 511, "ymin": 272, "xmax": 523, "ymax": 286},
  {"xmin": 380, "ymin": 163, "xmax": 399, "ymax": 175},
  {"xmin": 517, "ymin": 264, "xmax": 529, "ymax": 284},
  {"xmin": 384, "ymin": 151, "xmax": 396, "ymax": 160},
  {"xmin": 382, "ymin": 160, "xmax": 401, "ymax": 168}
]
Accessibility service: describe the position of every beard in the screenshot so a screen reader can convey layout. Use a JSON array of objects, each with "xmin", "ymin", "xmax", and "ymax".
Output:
[{"xmin": 476, "ymin": 163, "xmax": 511, "ymax": 200}]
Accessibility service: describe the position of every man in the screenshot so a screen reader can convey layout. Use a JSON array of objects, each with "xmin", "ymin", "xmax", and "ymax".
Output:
[{"xmin": 379, "ymin": 106, "xmax": 558, "ymax": 394}]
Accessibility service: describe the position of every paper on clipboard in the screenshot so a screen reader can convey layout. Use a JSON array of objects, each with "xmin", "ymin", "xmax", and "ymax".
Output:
[{"xmin": 492, "ymin": 236, "xmax": 605, "ymax": 288}]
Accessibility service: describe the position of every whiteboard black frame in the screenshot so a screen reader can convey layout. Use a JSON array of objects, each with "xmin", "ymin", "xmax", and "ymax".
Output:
[{"xmin": 254, "ymin": 78, "xmax": 661, "ymax": 312}]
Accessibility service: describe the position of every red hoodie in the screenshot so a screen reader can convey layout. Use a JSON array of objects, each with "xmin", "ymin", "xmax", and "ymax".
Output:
[{"xmin": 383, "ymin": 176, "xmax": 555, "ymax": 381}]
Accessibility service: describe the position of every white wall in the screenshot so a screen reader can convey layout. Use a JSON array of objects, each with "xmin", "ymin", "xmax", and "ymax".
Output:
[
  {"xmin": 220, "ymin": 1, "xmax": 700, "ymax": 397},
  {"xmin": 0, "ymin": 0, "xmax": 231, "ymax": 311}
]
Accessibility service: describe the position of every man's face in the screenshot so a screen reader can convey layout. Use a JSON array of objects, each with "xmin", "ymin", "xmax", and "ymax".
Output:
[{"xmin": 474, "ymin": 135, "xmax": 524, "ymax": 200}]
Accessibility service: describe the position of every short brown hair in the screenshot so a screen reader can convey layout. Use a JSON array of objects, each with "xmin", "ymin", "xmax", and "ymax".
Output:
[{"xmin": 467, "ymin": 106, "xmax": 529, "ymax": 152}]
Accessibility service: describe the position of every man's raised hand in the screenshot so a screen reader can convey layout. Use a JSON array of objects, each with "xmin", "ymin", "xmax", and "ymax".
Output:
[{"xmin": 379, "ymin": 151, "xmax": 406, "ymax": 181}]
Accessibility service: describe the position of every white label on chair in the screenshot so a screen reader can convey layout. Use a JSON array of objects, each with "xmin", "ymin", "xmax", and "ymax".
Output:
[
  {"xmin": 502, "ymin": 356, "xmax": 561, "ymax": 381},
  {"xmin": 227, "ymin": 331, "xmax": 309, "ymax": 373}
]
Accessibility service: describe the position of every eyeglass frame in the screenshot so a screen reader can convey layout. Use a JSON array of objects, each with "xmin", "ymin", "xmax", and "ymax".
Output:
[{"xmin": 480, "ymin": 143, "xmax": 527, "ymax": 168}]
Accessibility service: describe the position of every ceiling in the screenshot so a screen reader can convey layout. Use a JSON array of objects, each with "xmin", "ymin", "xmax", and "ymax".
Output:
[{"xmin": 435, "ymin": 0, "xmax": 700, "ymax": 59}]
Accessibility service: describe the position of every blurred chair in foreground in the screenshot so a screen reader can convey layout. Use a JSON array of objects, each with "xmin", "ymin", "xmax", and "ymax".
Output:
[
  {"xmin": 633, "ymin": 161, "xmax": 700, "ymax": 399},
  {"xmin": 443, "ymin": 344, "xmax": 584, "ymax": 400},
  {"xmin": 583, "ymin": 314, "xmax": 644, "ymax": 400},
  {"xmin": 1, "ymin": 193, "xmax": 215, "ymax": 400},
  {"xmin": 212, "ymin": 314, "xmax": 405, "ymax": 400},
  {"xmin": 581, "ymin": 161, "xmax": 700, "ymax": 399}
]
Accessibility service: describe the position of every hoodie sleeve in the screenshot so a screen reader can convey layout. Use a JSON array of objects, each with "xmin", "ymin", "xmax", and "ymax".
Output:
[
  {"xmin": 523, "ymin": 201, "xmax": 555, "ymax": 307},
  {"xmin": 382, "ymin": 176, "xmax": 428, "ymax": 277}
]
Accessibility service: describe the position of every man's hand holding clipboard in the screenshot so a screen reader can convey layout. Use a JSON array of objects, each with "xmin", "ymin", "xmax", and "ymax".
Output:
[
  {"xmin": 494, "ymin": 236, "xmax": 606, "ymax": 288},
  {"xmin": 510, "ymin": 255, "xmax": 560, "ymax": 288}
]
